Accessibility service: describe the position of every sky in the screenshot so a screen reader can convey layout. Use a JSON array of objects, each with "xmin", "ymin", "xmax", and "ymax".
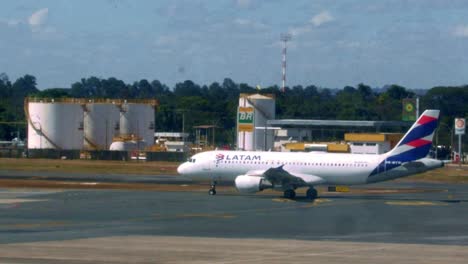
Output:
[{"xmin": 1, "ymin": 0, "xmax": 468, "ymax": 90}]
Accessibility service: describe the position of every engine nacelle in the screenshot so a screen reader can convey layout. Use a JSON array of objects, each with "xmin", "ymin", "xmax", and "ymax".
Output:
[{"xmin": 235, "ymin": 175, "xmax": 272, "ymax": 193}]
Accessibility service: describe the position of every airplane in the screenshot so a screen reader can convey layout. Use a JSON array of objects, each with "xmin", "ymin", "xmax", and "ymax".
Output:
[{"xmin": 177, "ymin": 109, "xmax": 444, "ymax": 199}]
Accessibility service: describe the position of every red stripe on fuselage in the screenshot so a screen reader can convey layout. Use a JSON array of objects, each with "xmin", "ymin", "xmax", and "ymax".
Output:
[
  {"xmin": 418, "ymin": 115, "xmax": 437, "ymax": 125},
  {"xmin": 406, "ymin": 138, "xmax": 431, "ymax": 148}
]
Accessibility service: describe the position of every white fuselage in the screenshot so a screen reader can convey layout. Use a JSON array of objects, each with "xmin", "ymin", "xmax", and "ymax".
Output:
[{"xmin": 177, "ymin": 150, "xmax": 443, "ymax": 185}]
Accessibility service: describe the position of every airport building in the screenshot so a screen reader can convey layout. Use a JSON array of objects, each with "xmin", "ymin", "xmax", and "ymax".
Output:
[
  {"xmin": 268, "ymin": 119, "xmax": 409, "ymax": 153},
  {"xmin": 236, "ymin": 93, "xmax": 411, "ymax": 152}
]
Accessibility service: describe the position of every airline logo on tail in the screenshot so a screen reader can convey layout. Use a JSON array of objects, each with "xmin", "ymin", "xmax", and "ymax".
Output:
[{"xmin": 369, "ymin": 110, "xmax": 440, "ymax": 176}]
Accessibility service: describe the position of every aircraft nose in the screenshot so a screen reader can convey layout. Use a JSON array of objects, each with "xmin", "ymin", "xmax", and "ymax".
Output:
[{"xmin": 177, "ymin": 163, "xmax": 187, "ymax": 175}]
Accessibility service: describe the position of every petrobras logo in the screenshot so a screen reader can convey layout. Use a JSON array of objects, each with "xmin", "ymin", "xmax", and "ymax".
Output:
[{"xmin": 215, "ymin": 153, "xmax": 261, "ymax": 161}]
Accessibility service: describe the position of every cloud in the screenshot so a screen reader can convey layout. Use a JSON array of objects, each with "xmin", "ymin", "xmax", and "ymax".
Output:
[
  {"xmin": 28, "ymin": 8, "xmax": 48, "ymax": 27},
  {"xmin": 453, "ymin": 25, "xmax": 468, "ymax": 37},
  {"xmin": 289, "ymin": 11, "xmax": 335, "ymax": 37},
  {"xmin": 310, "ymin": 11, "xmax": 334, "ymax": 27},
  {"xmin": 7, "ymin": 19, "xmax": 21, "ymax": 27},
  {"xmin": 289, "ymin": 26, "xmax": 312, "ymax": 37},
  {"xmin": 233, "ymin": 18, "xmax": 268, "ymax": 30}
]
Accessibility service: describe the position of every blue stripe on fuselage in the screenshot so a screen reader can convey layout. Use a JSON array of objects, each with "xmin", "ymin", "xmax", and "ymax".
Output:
[{"xmin": 368, "ymin": 144, "xmax": 432, "ymax": 177}]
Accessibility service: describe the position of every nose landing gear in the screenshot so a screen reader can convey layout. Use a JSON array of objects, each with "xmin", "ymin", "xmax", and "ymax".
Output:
[{"xmin": 209, "ymin": 181, "xmax": 217, "ymax": 195}]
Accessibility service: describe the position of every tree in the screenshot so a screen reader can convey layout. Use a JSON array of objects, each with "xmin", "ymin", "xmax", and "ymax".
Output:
[
  {"xmin": 11, "ymin": 74, "xmax": 38, "ymax": 98},
  {"xmin": 386, "ymin": 84, "xmax": 414, "ymax": 100},
  {"xmin": 174, "ymin": 80, "xmax": 201, "ymax": 97},
  {"xmin": 0, "ymin": 73, "xmax": 11, "ymax": 98}
]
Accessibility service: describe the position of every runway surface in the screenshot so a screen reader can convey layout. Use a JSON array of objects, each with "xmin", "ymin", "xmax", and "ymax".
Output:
[{"xmin": 0, "ymin": 178, "xmax": 467, "ymax": 263}]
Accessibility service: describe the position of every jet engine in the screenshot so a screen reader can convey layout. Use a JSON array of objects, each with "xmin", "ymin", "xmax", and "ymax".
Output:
[{"xmin": 234, "ymin": 175, "xmax": 272, "ymax": 193}]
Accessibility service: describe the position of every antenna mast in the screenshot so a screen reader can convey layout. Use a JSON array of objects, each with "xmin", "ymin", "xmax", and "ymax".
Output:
[{"xmin": 280, "ymin": 33, "xmax": 292, "ymax": 93}]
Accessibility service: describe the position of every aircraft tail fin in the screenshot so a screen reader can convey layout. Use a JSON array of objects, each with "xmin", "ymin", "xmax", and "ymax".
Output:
[{"xmin": 385, "ymin": 109, "xmax": 440, "ymax": 162}]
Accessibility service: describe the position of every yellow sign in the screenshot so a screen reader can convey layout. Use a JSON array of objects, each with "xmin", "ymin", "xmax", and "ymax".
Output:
[
  {"xmin": 238, "ymin": 124, "xmax": 254, "ymax": 132},
  {"xmin": 336, "ymin": 186, "xmax": 350, "ymax": 192}
]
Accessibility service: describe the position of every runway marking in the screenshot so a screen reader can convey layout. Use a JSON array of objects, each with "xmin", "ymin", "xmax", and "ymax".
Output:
[
  {"xmin": 220, "ymin": 244, "xmax": 399, "ymax": 264},
  {"xmin": 312, "ymin": 198, "xmax": 332, "ymax": 206},
  {"xmin": 153, "ymin": 213, "xmax": 236, "ymax": 220},
  {"xmin": 176, "ymin": 213, "xmax": 236, "ymax": 219},
  {"xmin": 385, "ymin": 201, "xmax": 447, "ymax": 206},
  {"xmin": 79, "ymin": 182, "xmax": 99, "ymax": 186},
  {"xmin": 272, "ymin": 198, "xmax": 296, "ymax": 203},
  {"xmin": 3, "ymin": 221, "xmax": 69, "ymax": 229},
  {"xmin": 298, "ymin": 198, "xmax": 333, "ymax": 208},
  {"xmin": 0, "ymin": 199, "xmax": 47, "ymax": 204}
]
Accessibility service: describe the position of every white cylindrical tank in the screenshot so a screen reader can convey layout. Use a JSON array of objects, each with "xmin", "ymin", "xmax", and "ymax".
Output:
[
  {"xmin": 237, "ymin": 94, "xmax": 275, "ymax": 151},
  {"xmin": 109, "ymin": 140, "xmax": 147, "ymax": 151},
  {"xmin": 27, "ymin": 101, "xmax": 84, "ymax": 150},
  {"xmin": 83, "ymin": 103, "xmax": 120, "ymax": 150},
  {"xmin": 119, "ymin": 103, "xmax": 155, "ymax": 146}
]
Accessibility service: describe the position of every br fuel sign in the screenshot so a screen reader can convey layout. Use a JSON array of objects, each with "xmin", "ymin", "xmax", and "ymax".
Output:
[{"xmin": 238, "ymin": 107, "xmax": 254, "ymax": 132}]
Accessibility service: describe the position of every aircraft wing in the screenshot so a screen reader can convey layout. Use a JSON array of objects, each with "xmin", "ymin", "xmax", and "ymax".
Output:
[{"xmin": 248, "ymin": 165, "xmax": 326, "ymax": 188}]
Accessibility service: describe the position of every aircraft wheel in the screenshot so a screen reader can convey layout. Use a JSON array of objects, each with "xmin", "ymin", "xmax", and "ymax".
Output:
[
  {"xmin": 283, "ymin": 189, "xmax": 296, "ymax": 199},
  {"xmin": 306, "ymin": 188, "xmax": 318, "ymax": 200},
  {"xmin": 209, "ymin": 181, "xmax": 217, "ymax": 195}
]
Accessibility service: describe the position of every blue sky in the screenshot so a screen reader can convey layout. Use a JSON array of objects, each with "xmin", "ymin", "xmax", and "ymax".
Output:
[{"xmin": 1, "ymin": 0, "xmax": 468, "ymax": 90}]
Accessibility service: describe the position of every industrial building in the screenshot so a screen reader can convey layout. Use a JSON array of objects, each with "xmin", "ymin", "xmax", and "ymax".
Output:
[
  {"xmin": 25, "ymin": 98, "xmax": 157, "ymax": 151},
  {"xmin": 345, "ymin": 133, "xmax": 403, "ymax": 154},
  {"xmin": 237, "ymin": 93, "xmax": 275, "ymax": 151},
  {"xmin": 153, "ymin": 132, "xmax": 189, "ymax": 152}
]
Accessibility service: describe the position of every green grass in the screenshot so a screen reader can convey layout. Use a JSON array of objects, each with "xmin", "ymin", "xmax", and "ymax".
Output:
[
  {"xmin": 1, "ymin": 158, "xmax": 467, "ymax": 183},
  {"xmin": 405, "ymin": 165, "xmax": 468, "ymax": 183},
  {"xmin": 0, "ymin": 158, "xmax": 179, "ymax": 175}
]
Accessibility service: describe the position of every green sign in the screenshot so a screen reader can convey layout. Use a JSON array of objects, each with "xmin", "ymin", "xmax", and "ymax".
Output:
[
  {"xmin": 402, "ymin": 98, "xmax": 416, "ymax": 121},
  {"xmin": 238, "ymin": 107, "xmax": 254, "ymax": 132}
]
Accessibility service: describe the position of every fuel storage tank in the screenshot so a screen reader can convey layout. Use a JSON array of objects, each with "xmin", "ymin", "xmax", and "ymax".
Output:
[
  {"xmin": 26, "ymin": 98, "xmax": 84, "ymax": 150},
  {"xmin": 83, "ymin": 102, "xmax": 120, "ymax": 150},
  {"xmin": 237, "ymin": 93, "xmax": 275, "ymax": 151},
  {"xmin": 119, "ymin": 102, "xmax": 155, "ymax": 146}
]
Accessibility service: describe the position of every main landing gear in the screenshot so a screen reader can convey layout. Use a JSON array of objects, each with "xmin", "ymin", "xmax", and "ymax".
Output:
[
  {"xmin": 283, "ymin": 187, "xmax": 318, "ymax": 200},
  {"xmin": 209, "ymin": 181, "xmax": 217, "ymax": 195},
  {"xmin": 306, "ymin": 187, "xmax": 318, "ymax": 200},
  {"xmin": 283, "ymin": 189, "xmax": 296, "ymax": 199}
]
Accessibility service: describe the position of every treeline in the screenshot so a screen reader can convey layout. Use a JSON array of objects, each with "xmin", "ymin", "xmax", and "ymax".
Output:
[{"xmin": 0, "ymin": 73, "xmax": 467, "ymax": 147}]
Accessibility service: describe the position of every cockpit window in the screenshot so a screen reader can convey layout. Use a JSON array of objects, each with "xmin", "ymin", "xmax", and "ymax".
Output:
[{"xmin": 187, "ymin": 158, "xmax": 196, "ymax": 163}]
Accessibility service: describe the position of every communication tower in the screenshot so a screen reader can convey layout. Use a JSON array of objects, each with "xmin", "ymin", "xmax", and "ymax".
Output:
[{"xmin": 280, "ymin": 33, "xmax": 292, "ymax": 93}]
